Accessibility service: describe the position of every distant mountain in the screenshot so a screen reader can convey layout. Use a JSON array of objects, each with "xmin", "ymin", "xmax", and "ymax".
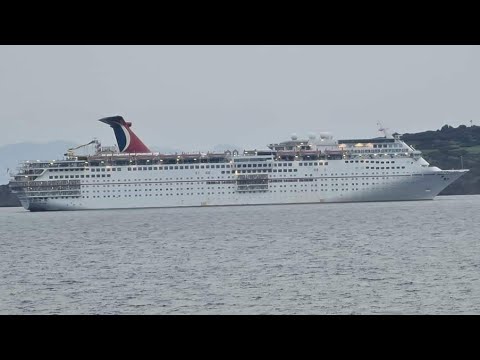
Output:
[{"xmin": 0, "ymin": 141, "xmax": 77, "ymax": 185}]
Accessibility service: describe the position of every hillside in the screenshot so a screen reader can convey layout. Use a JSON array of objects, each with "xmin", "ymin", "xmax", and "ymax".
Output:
[
  {"xmin": 0, "ymin": 184, "xmax": 20, "ymax": 207},
  {"xmin": 402, "ymin": 124, "xmax": 480, "ymax": 195}
]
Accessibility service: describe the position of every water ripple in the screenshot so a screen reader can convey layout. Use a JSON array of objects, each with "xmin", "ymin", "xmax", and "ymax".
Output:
[{"xmin": 1, "ymin": 195, "xmax": 480, "ymax": 314}]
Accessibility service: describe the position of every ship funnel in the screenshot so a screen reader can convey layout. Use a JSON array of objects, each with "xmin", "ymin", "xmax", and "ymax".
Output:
[{"xmin": 99, "ymin": 116, "xmax": 151, "ymax": 153}]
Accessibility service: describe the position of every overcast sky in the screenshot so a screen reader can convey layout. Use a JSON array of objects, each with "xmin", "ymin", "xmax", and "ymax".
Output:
[{"xmin": 1, "ymin": 45, "xmax": 479, "ymax": 151}]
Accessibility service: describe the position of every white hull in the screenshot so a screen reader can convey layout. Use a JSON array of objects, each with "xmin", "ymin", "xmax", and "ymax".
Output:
[{"xmin": 17, "ymin": 162, "xmax": 467, "ymax": 211}]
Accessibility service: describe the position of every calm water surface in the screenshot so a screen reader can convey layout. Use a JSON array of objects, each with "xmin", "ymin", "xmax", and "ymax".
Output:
[{"xmin": 1, "ymin": 195, "xmax": 479, "ymax": 314}]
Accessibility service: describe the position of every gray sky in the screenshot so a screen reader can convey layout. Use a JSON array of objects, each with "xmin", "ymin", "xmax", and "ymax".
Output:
[{"xmin": 1, "ymin": 45, "xmax": 479, "ymax": 151}]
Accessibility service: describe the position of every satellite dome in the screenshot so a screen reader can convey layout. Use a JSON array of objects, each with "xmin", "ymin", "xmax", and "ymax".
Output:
[
  {"xmin": 291, "ymin": 133, "xmax": 298, "ymax": 141},
  {"xmin": 319, "ymin": 132, "xmax": 333, "ymax": 140}
]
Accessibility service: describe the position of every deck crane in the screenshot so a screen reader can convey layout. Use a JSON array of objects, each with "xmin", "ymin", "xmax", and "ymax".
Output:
[{"xmin": 65, "ymin": 139, "xmax": 101, "ymax": 159}]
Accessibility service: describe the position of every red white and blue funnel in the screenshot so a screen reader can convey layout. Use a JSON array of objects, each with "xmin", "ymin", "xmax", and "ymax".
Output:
[{"xmin": 99, "ymin": 116, "xmax": 151, "ymax": 153}]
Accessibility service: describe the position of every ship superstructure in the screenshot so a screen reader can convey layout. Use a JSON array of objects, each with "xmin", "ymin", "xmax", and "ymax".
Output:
[{"xmin": 9, "ymin": 116, "xmax": 468, "ymax": 211}]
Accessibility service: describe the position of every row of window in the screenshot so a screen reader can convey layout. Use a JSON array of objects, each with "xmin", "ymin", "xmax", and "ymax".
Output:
[
  {"xmin": 78, "ymin": 174, "xmax": 408, "ymax": 187},
  {"xmin": 48, "ymin": 167, "xmax": 341, "ymax": 179},
  {"xmin": 128, "ymin": 164, "xmax": 233, "ymax": 171},
  {"xmin": 348, "ymin": 149, "xmax": 403, "ymax": 153},
  {"xmin": 83, "ymin": 184, "xmax": 398, "ymax": 195},
  {"xmin": 345, "ymin": 160, "xmax": 397, "ymax": 164},
  {"xmin": 47, "ymin": 169, "xmax": 412, "ymax": 183},
  {"xmin": 50, "ymin": 174, "xmax": 112, "ymax": 179},
  {"xmin": 373, "ymin": 144, "xmax": 397, "ymax": 148},
  {"xmin": 91, "ymin": 168, "xmax": 122, "ymax": 172},
  {"xmin": 366, "ymin": 166, "xmax": 405, "ymax": 170},
  {"xmin": 124, "ymin": 163, "xmax": 318, "ymax": 170},
  {"xmin": 81, "ymin": 177, "xmax": 397, "ymax": 192},
  {"xmin": 298, "ymin": 162, "xmax": 329, "ymax": 166},
  {"xmin": 232, "ymin": 169, "xmax": 299, "ymax": 174},
  {"xmin": 79, "ymin": 185, "xmax": 387, "ymax": 199},
  {"xmin": 49, "ymin": 168, "xmax": 89, "ymax": 172},
  {"xmin": 47, "ymin": 161, "xmax": 335, "ymax": 173},
  {"xmin": 42, "ymin": 197, "xmax": 81, "ymax": 199}
]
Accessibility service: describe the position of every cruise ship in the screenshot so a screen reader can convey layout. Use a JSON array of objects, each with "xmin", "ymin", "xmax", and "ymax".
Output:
[{"xmin": 9, "ymin": 116, "xmax": 468, "ymax": 211}]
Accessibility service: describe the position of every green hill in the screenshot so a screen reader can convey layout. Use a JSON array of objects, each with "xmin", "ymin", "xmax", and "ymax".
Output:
[
  {"xmin": 402, "ymin": 124, "xmax": 480, "ymax": 195},
  {"xmin": 0, "ymin": 184, "xmax": 20, "ymax": 207}
]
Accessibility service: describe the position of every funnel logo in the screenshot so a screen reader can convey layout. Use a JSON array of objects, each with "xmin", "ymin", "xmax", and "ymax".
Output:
[
  {"xmin": 99, "ymin": 116, "xmax": 151, "ymax": 153},
  {"xmin": 113, "ymin": 121, "xmax": 131, "ymax": 152}
]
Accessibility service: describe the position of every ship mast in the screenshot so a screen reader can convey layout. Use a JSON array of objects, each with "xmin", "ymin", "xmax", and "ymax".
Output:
[{"xmin": 377, "ymin": 122, "xmax": 393, "ymax": 139}]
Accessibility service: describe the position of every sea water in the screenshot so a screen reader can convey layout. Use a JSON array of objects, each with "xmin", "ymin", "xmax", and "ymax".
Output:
[{"xmin": 1, "ymin": 195, "xmax": 479, "ymax": 314}]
